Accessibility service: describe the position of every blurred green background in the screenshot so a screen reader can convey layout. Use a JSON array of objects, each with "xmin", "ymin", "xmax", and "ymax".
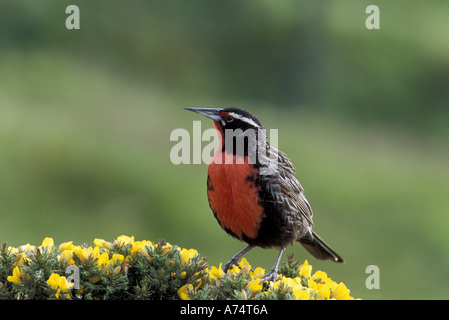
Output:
[{"xmin": 1, "ymin": 0, "xmax": 448, "ymax": 299}]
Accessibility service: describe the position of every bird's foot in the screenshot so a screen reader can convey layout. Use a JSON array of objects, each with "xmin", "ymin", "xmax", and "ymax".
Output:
[
  {"xmin": 222, "ymin": 245, "xmax": 254, "ymax": 273},
  {"xmin": 260, "ymin": 269, "xmax": 280, "ymax": 283},
  {"xmin": 222, "ymin": 258, "xmax": 239, "ymax": 272}
]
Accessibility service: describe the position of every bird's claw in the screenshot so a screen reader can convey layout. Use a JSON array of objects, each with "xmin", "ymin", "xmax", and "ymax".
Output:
[
  {"xmin": 260, "ymin": 270, "xmax": 279, "ymax": 283},
  {"xmin": 222, "ymin": 259, "xmax": 238, "ymax": 272},
  {"xmin": 223, "ymin": 259, "xmax": 279, "ymax": 283}
]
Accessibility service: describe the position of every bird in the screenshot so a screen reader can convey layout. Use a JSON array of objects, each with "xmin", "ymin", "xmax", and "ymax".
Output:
[{"xmin": 184, "ymin": 107, "xmax": 343, "ymax": 282}]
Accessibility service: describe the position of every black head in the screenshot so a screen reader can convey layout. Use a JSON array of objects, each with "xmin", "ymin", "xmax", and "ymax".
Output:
[
  {"xmin": 183, "ymin": 107, "xmax": 264, "ymax": 132},
  {"xmin": 184, "ymin": 107, "xmax": 271, "ymax": 161}
]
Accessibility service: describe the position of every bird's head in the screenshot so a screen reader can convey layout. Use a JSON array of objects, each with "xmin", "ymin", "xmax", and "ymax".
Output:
[
  {"xmin": 183, "ymin": 107, "xmax": 264, "ymax": 134},
  {"xmin": 184, "ymin": 107, "xmax": 269, "ymax": 162}
]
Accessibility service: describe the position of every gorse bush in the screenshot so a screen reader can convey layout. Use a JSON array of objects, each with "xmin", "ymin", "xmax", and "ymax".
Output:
[{"xmin": 0, "ymin": 236, "xmax": 357, "ymax": 300}]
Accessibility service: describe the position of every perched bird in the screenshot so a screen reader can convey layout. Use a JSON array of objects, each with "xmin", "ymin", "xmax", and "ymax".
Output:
[{"xmin": 184, "ymin": 107, "xmax": 343, "ymax": 282}]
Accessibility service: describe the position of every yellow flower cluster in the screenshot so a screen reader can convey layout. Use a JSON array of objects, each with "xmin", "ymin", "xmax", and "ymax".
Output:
[
  {"xmin": 6, "ymin": 236, "xmax": 151, "ymax": 298},
  {"xmin": 3, "ymin": 235, "xmax": 356, "ymax": 300},
  {"xmin": 7, "ymin": 237, "xmax": 55, "ymax": 269},
  {"xmin": 6, "ymin": 235, "xmax": 205, "ymax": 299},
  {"xmin": 46, "ymin": 273, "xmax": 74, "ymax": 299},
  {"xmin": 271, "ymin": 260, "xmax": 354, "ymax": 300},
  {"xmin": 7, "ymin": 266, "xmax": 30, "ymax": 285},
  {"xmin": 58, "ymin": 235, "xmax": 151, "ymax": 265},
  {"xmin": 7, "ymin": 237, "xmax": 56, "ymax": 286},
  {"xmin": 208, "ymin": 258, "xmax": 264, "ymax": 293},
  {"xmin": 180, "ymin": 258, "xmax": 356, "ymax": 300}
]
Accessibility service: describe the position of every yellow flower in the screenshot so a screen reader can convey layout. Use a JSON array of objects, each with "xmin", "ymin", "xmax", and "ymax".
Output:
[
  {"xmin": 41, "ymin": 237, "xmax": 54, "ymax": 248},
  {"xmin": 130, "ymin": 240, "xmax": 153, "ymax": 257},
  {"xmin": 47, "ymin": 273, "xmax": 60, "ymax": 290},
  {"xmin": 312, "ymin": 270, "xmax": 330, "ymax": 284},
  {"xmin": 73, "ymin": 246, "xmax": 90, "ymax": 262},
  {"xmin": 58, "ymin": 277, "xmax": 73, "ymax": 292},
  {"xmin": 58, "ymin": 250, "xmax": 74, "ymax": 265},
  {"xmin": 271, "ymin": 281, "xmax": 281, "ymax": 291},
  {"xmin": 92, "ymin": 246, "xmax": 101, "ymax": 259},
  {"xmin": 112, "ymin": 253, "xmax": 124, "ymax": 263},
  {"xmin": 96, "ymin": 252, "xmax": 125, "ymax": 273},
  {"xmin": 228, "ymin": 264, "xmax": 241, "ymax": 275},
  {"xmin": 308, "ymin": 269, "xmax": 342, "ymax": 300},
  {"xmin": 160, "ymin": 242, "xmax": 173, "ymax": 254},
  {"xmin": 7, "ymin": 246, "xmax": 18, "ymax": 254},
  {"xmin": 116, "ymin": 235, "xmax": 134, "ymax": 247},
  {"xmin": 209, "ymin": 264, "xmax": 225, "ymax": 280},
  {"xmin": 13, "ymin": 252, "xmax": 28, "ymax": 267},
  {"xmin": 19, "ymin": 243, "xmax": 35, "ymax": 252},
  {"xmin": 293, "ymin": 287, "xmax": 311, "ymax": 300},
  {"xmin": 272, "ymin": 275, "xmax": 296, "ymax": 289},
  {"xmin": 180, "ymin": 248, "xmax": 198, "ymax": 266},
  {"xmin": 59, "ymin": 241, "xmax": 75, "ymax": 252},
  {"xmin": 307, "ymin": 278, "xmax": 318, "ymax": 291},
  {"xmin": 47, "ymin": 273, "xmax": 74, "ymax": 299},
  {"xmin": 250, "ymin": 267, "xmax": 265, "ymax": 280},
  {"xmin": 97, "ymin": 252, "xmax": 110, "ymax": 271},
  {"xmin": 7, "ymin": 266, "xmax": 29, "ymax": 285},
  {"xmin": 72, "ymin": 246, "xmax": 100, "ymax": 263},
  {"xmin": 94, "ymin": 238, "xmax": 113, "ymax": 250},
  {"xmin": 247, "ymin": 278, "xmax": 262, "ymax": 293},
  {"xmin": 332, "ymin": 282, "xmax": 353, "ymax": 300},
  {"xmin": 316, "ymin": 285, "xmax": 331, "ymax": 300},
  {"xmin": 328, "ymin": 280, "xmax": 338, "ymax": 292},
  {"xmin": 299, "ymin": 260, "xmax": 312, "ymax": 278},
  {"xmin": 238, "ymin": 258, "xmax": 251, "ymax": 272},
  {"xmin": 178, "ymin": 284, "xmax": 192, "ymax": 300}
]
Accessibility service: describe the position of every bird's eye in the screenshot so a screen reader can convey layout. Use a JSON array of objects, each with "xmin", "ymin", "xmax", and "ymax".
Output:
[{"xmin": 226, "ymin": 115, "xmax": 234, "ymax": 122}]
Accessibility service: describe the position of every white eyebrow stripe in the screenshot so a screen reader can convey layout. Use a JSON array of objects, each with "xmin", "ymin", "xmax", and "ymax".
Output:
[{"xmin": 229, "ymin": 112, "xmax": 260, "ymax": 128}]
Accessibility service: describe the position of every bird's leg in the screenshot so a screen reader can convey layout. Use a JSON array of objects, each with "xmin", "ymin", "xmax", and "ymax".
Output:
[
  {"xmin": 261, "ymin": 248, "xmax": 285, "ymax": 282},
  {"xmin": 222, "ymin": 245, "xmax": 254, "ymax": 272}
]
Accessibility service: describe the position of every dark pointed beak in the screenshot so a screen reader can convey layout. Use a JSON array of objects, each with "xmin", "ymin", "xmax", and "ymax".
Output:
[{"xmin": 183, "ymin": 107, "xmax": 223, "ymax": 123}]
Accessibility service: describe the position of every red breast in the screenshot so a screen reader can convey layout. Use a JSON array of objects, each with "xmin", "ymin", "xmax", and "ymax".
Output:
[{"xmin": 207, "ymin": 153, "xmax": 265, "ymax": 240}]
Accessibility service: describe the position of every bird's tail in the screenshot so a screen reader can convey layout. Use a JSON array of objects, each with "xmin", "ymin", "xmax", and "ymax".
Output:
[{"xmin": 298, "ymin": 231, "xmax": 344, "ymax": 263}]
